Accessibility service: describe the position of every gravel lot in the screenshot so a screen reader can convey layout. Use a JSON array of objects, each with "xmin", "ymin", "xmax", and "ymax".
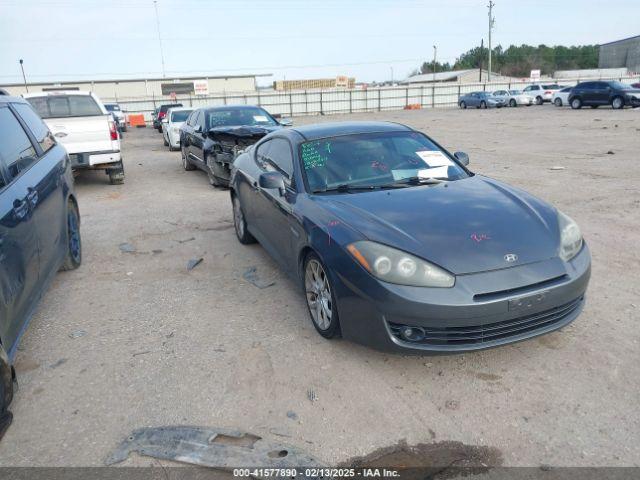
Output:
[{"xmin": 1, "ymin": 105, "xmax": 638, "ymax": 468}]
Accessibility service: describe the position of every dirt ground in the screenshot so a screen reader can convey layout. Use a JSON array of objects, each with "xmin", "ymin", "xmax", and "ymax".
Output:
[{"xmin": 1, "ymin": 105, "xmax": 638, "ymax": 468}]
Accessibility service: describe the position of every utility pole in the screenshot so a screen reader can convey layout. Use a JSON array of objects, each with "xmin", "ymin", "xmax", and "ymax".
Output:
[
  {"xmin": 390, "ymin": 66, "xmax": 394, "ymax": 83},
  {"xmin": 19, "ymin": 59, "xmax": 28, "ymax": 92},
  {"xmin": 432, "ymin": 45, "xmax": 437, "ymax": 82},
  {"xmin": 479, "ymin": 39, "xmax": 484, "ymax": 82},
  {"xmin": 153, "ymin": 0, "xmax": 166, "ymax": 78},
  {"xmin": 487, "ymin": 1, "xmax": 495, "ymax": 82}
]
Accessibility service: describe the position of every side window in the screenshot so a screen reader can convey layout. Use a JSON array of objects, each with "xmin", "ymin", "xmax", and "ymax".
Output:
[
  {"xmin": 186, "ymin": 111, "xmax": 195, "ymax": 126},
  {"xmin": 267, "ymin": 138, "xmax": 294, "ymax": 179},
  {"xmin": 0, "ymin": 107, "xmax": 38, "ymax": 181},
  {"xmin": 255, "ymin": 140, "xmax": 272, "ymax": 170},
  {"xmin": 13, "ymin": 103, "xmax": 56, "ymax": 153},
  {"xmin": 196, "ymin": 111, "xmax": 204, "ymax": 129}
]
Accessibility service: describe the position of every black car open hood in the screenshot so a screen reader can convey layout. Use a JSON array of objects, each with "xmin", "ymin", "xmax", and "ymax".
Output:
[
  {"xmin": 207, "ymin": 125, "xmax": 281, "ymax": 143},
  {"xmin": 313, "ymin": 176, "xmax": 562, "ymax": 275}
]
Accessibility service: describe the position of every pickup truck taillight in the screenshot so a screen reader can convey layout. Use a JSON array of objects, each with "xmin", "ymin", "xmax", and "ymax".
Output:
[{"xmin": 109, "ymin": 120, "xmax": 118, "ymax": 141}]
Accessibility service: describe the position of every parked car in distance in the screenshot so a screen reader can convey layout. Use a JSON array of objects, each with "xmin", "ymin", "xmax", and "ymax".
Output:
[
  {"xmin": 0, "ymin": 92, "xmax": 82, "ymax": 422},
  {"xmin": 632, "ymin": 83, "xmax": 640, "ymax": 89},
  {"xmin": 230, "ymin": 121, "xmax": 591, "ymax": 353},
  {"xmin": 492, "ymin": 89, "xmax": 533, "ymax": 107},
  {"xmin": 24, "ymin": 91, "xmax": 125, "ymax": 184},
  {"xmin": 104, "ymin": 103, "xmax": 126, "ymax": 132},
  {"xmin": 568, "ymin": 81, "xmax": 640, "ymax": 109},
  {"xmin": 458, "ymin": 92, "xmax": 506, "ymax": 109},
  {"xmin": 552, "ymin": 86, "xmax": 574, "ymax": 107},
  {"xmin": 153, "ymin": 103, "xmax": 183, "ymax": 132},
  {"xmin": 162, "ymin": 107, "xmax": 193, "ymax": 151},
  {"xmin": 522, "ymin": 84, "xmax": 563, "ymax": 104},
  {"xmin": 180, "ymin": 105, "xmax": 291, "ymax": 187}
]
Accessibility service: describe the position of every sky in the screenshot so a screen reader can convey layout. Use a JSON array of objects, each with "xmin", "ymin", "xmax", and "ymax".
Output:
[{"xmin": 0, "ymin": 0, "xmax": 638, "ymax": 86}]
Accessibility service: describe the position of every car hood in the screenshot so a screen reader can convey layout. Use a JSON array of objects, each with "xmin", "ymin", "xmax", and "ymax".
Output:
[
  {"xmin": 312, "ymin": 176, "xmax": 560, "ymax": 275},
  {"xmin": 207, "ymin": 125, "xmax": 281, "ymax": 142}
]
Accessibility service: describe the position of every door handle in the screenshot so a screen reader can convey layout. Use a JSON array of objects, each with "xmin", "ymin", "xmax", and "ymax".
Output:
[
  {"xmin": 13, "ymin": 199, "xmax": 29, "ymax": 220},
  {"xmin": 27, "ymin": 188, "xmax": 39, "ymax": 207}
]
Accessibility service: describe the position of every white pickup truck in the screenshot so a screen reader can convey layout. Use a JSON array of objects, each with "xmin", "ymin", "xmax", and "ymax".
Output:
[{"xmin": 23, "ymin": 91, "xmax": 125, "ymax": 184}]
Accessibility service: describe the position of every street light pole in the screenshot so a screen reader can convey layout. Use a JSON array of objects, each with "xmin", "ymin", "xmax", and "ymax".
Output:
[
  {"xmin": 487, "ymin": 1, "xmax": 495, "ymax": 82},
  {"xmin": 153, "ymin": 0, "xmax": 166, "ymax": 78},
  {"xmin": 19, "ymin": 59, "xmax": 28, "ymax": 92},
  {"xmin": 432, "ymin": 45, "xmax": 437, "ymax": 82}
]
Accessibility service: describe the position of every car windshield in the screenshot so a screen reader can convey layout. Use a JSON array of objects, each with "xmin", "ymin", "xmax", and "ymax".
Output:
[
  {"xmin": 609, "ymin": 81, "xmax": 631, "ymax": 90},
  {"xmin": 105, "ymin": 104, "xmax": 120, "ymax": 111},
  {"xmin": 171, "ymin": 110, "xmax": 192, "ymax": 122},
  {"xmin": 160, "ymin": 104, "xmax": 182, "ymax": 113},
  {"xmin": 509, "ymin": 90, "xmax": 522, "ymax": 95},
  {"xmin": 206, "ymin": 108, "xmax": 277, "ymax": 128},
  {"xmin": 27, "ymin": 95, "xmax": 103, "ymax": 118},
  {"xmin": 301, "ymin": 131, "xmax": 469, "ymax": 193}
]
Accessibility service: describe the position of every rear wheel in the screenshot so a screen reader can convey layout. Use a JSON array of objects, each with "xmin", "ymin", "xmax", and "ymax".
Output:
[
  {"xmin": 480, "ymin": 100, "xmax": 487, "ymax": 109},
  {"xmin": 163, "ymin": 136, "xmax": 169, "ymax": 146},
  {"xmin": 60, "ymin": 200, "xmax": 82, "ymax": 271},
  {"xmin": 304, "ymin": 253, "xmax": 340, "ymax": 338},
  {"xmin": 232, "ymin": 195, "xmax": 256, "ymax": 245},
  {"xmin": 554, "ymin": 98, "xmax": 562, "ymax": 107},
  {"xmin": 459, "ymin": 101, "xmax": 467, "ymax": 109},
  {"xmin": 535, "ymin": 96, "xmax": 543, "ymax": 105},
  {"xmin": 611, "ymin": 96, "xmax": 624, "ymax": 109},
  {"xmin": 108, "ymin": 161, "xmax": 125, "ymax": 185},
  {"xmin": 571, "ymin": 97, "xmax": 582, "ymax": 109},
  {"xmin": 509, "ymin": 99, "xmax": 517, "ymax": 107},
  {"xmin": 182, "ymin": 147, "xmax": 195, "ymax": 171},
  {"xmin": 0, "ymin": 345, "xmax": 13, "ymax": 441}
]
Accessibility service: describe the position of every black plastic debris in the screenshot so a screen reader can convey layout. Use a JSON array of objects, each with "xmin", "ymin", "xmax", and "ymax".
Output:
[
  {"xmin": 69, "ymin": 330, "xmax": 87, "ymax": 339},
  {"xmin": 243, "ymin": 266, "xmax": 275, "ymax": 289},
  {"xmin": 187, "ymin": 258, "xmax": 203, "ymax": 271},
  {"xmin": 105, "ymin": 426, "xmax": 323, "ymax": 472},
  {"xmin": 118, "ymin": 242, "xmax": 136, "ymax": 253}
]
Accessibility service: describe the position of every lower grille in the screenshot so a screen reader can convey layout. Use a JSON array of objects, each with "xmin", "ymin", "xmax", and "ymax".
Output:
[{"xmin": 388, "ymin": 296, "xmax": 583, "ymax": 346}]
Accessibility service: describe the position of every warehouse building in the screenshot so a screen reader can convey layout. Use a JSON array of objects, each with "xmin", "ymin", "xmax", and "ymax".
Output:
[
  {"xmin": 0, "ymin": 73, "xmax": 271, "ymax": 100},
  {"xmin": 273, "ymin": 76, "xmax": 355, "ymax": 91},
  {"xmin": 553, "ymin": 68, "xmax": 629, "ymax": 80},
  {"xmin": 599, "ymin": 35, "xmax": 640, "ymax": 73},
  {"xmin": 402, "ymin": 69, "xmax": 515, "ymax": 85}
]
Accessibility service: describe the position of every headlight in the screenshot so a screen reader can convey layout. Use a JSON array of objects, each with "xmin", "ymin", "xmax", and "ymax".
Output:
[
  {"xmin": 346, "ymin": 241, "xmax": 454, "ymax": 287},
  {"xmin": 558, "ymin": 211, "xmax": 583, "ymax": 261}
]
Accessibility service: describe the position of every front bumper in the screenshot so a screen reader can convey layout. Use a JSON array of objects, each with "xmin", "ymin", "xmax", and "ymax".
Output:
[
  {"xmin": 331, "ymin": 244, "xmax": 591, "ymax": 353},
  {"xmin": 626, "ymin": 96, "xmax": 640, "ymax": 107}
]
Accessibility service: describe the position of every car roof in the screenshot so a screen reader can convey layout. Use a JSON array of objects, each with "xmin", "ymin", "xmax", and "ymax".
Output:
[
  {"xmin": 290, "ymin": 121, "xmax": 412, "ymax": 141},
  {"xmin": 168, "ymin": 106, "xmax": 193, "ymax": 112},
  {"xmin": 23, "ymin": 90, "xmax": 94, "ymax": 98},
  {"xmin": 201, "ymin": 105, "xmax": 264, "ymax": 112},
  {"xmin": 0, "ymin": 93, "xmax": 29, "ymax": 105}
]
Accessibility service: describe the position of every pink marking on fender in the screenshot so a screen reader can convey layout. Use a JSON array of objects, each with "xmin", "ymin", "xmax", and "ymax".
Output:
[{"xmin": 470, "ymin": 233, "xmax": 491, "ymax": 243}]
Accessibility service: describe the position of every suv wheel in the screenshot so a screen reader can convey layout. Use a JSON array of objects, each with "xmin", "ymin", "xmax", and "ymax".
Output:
[
  {"xmin": 571, "ymin": 97, "xmax": 582, "ymax": 109},
  {"xmin": 554, "ymin": 98, "xmax": 562, "ymax": 107},
  {"xmin": 61, "ymin": 200, "xmax": 82, "ymax": 271},
  {"xmin": 535, "ymin": 96, "xmax": 543, "ymax": 105},
  {"xmin": 611, "ymin": 96, "xmax": 624, "ymax": 109}
]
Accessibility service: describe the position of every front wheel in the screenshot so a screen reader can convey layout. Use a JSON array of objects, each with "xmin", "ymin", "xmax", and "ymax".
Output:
[
  {"xmin": 0, "ymin": 344, "xmax": 14, "ymax": 440},
  {"xmin": 206, "ymin": 156, "xmax": 221, "ymax": 187},
  {"xmin": 611, "ymin": 96, "xmax": 624, "ymax": 109},
  {"xmin": 304, "ymin": 253, "xmax": 341, "ymax": 338},
  {"xmin": 232, "ymin": 195, "xmax": 256, "ymax": 245},
  {"xmin": 554, "ymin": 98, "xmax": 562, "ymax": 107},
  {"xmin": 509, "ymin": 99, "xmax": 517, "ymax": 107},
  {"xmin": 60, "ymin": 200, "xmax": 82, "ymax": 271},
  {"xmin": 459, "ymin": 101, "xmax": 467, "ymax": 109},
  {"xmin": 571, "ymin": 98, "xmax": 582, "ymax": 109},
  {"xmin": 480, "ymin": 101, "xmax": 487, "ymax": 109},
  {"xmin": 535, "ymin": 96, "xmax": 543, "ymax": 105},
  {"xmin": 182, "ymin": 147, "xmax": 195, "ymax": 171}
]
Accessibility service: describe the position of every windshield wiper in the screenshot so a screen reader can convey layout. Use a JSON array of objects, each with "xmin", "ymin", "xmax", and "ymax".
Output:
[
  {"xmin": 386, "ymin": 176, "xmax": 447, "ymax": 187},
  {"xmin": 315, "ymin": 183, "xmax": 408, "ymax": 193}
]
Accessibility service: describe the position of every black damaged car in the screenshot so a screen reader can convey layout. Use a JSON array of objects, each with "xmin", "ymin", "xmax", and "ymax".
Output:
[{"xmin": 180, "ymin": 105, "xmax": 292, "ymax": 187}]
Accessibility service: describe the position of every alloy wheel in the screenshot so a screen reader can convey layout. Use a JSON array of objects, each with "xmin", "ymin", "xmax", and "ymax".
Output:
[
  {"xmin": 233, "ymin": 197, "xmax": 245, "ymax": 239},
  {"xmin": 305, "ymin": 259, "xmax": 332, "ymax": 331},
  {"xmin": 68, "ymin": 209, "xmax": 81, "ymax": 263}
]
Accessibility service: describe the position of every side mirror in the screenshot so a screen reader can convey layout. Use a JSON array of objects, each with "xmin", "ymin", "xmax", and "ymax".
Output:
[
  {"xmin": 259, "ymin": 171, "xmax": 285, "ymax": 195},
  {"xmin": 279, "ymin": 118, "xmax": 293, "ymax": 127},
  {"xmin": 194, "ymin": 125, "xmax": 202, "ymax": 133},
  {"xmin": 454, "ymin": 151, "xmax": 469, "ymax": 166}
]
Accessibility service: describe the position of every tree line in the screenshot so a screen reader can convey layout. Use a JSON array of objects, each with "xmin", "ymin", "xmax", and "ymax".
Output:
[{"xmin": 413, "ymin": 44, "xmax": 599, "ymax": 78}]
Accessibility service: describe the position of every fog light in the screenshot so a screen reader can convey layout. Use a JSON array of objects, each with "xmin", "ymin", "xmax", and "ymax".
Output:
[{"xmin": 400, "ymin": 326, "xmax": 425, "ymax": 342}]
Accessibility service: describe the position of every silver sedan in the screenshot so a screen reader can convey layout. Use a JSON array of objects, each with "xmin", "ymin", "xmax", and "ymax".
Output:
[{"xmin": 493, "ymin": 90, "xmax": 534, "ymax": 107}]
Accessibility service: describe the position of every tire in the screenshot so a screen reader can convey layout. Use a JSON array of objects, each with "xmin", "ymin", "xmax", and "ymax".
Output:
[
  {"xmin": 163, "ymin": 136, "xmax": 169, "ymax": 147},
  {"xmin": 303, "ymin": 252, "xmax": 341, "ymax": 339},
  {"xmin": 60, "ymin": 200, "xmax": 82, "ymax": 271},
  {"xmin": 509, "ymin": 99, "xmax": 517, "ymax": 107},
  {"xmin": 108, "ymin": 161, "xmax": 125, "ymax": 185},
  {"xmin": 571, "ymin": 97, "xmax": 582, "ymax": 109},
  {"xmin": 121, "ymin": 125, "xmax": 127, "ymax": 133},
  {"xmin": 157, "ymin": 125, "xmax": 163, "ymax": 133},
  {"xmin": 169, "ymin": 144, "xmax": 178, "ymax": 152},
  {"xmin": 480, "ymin": 101, "xmax": 487, "ymax": 109},
  {"xmin": 459, "ymin": 101, "xmax": 466, "ymax": 109},
  {"xmin": 182, "ymin": 147, "xmax": 195, "ymax": 171},
  {"xmin": 611, "ymin": 96, "xmax": 624, "ymax": 109},
  {"xmin": 206, "ymin": 156, "xmax": 221, "ymax": 187},
  {"xmin": 232, "ymin": 194, "xmax": 256, "ymax": 245},
  {"xmin": 535, "ymin": 96, "xmax": 543, "ymax": 105},
  {"xmin": 554, "ymin": 98, "xmax": 562, "ymax": 107},
  {"xmin": 0, "ymin": 342, "xmax": 13, "ymax": 441}
]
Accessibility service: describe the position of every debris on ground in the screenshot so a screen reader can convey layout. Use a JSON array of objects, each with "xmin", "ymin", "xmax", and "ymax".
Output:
[
  {"xmin": 49, "ymin": 358, "xmax": 67, "ymax": 369},
  {"xmin": 105, "ymin": 426, "xmax": 323, "ymax": 471},
  {"xmin": 118, "ymin": 242, "xmax": 136, "ymax": 253},
  {"xmin": 286, "ymin": 410, "xmax": 298, "ymax": 420},
  {"xmin": 242, "ymin": 266, "xmax": 275, "ymax": 289},
  {"xmin": 177, "ymin": 237, "xmax": 196, "ymax": 244},
  {"xmin": 549, "ymin": 166, "xmax": 565, "ymax": 171},
  {"xmin": 607, "ymin": 150, "xmax": 615, "ymax": 155},
  {"xmin": 307, "ymin": 388, "xmax": 317, "ymax": 403},
  {"xmin": 187, "ymin": 258, "xmax": 203, "ymax": 271},
  {"xmin": 69, "ymin": 330, "xmax": 87, "ymax": 339}
]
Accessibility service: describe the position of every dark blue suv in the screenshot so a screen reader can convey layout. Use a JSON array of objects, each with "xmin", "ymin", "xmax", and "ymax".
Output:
[{"xmin": 0, "ymin": 92, "xmax": 82, "ymax": 432}]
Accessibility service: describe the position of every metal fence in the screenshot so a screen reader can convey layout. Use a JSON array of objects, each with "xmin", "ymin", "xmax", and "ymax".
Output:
[{"xmin": 110, "ymin": 76, "xmax": 640, "ymax": 122}]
